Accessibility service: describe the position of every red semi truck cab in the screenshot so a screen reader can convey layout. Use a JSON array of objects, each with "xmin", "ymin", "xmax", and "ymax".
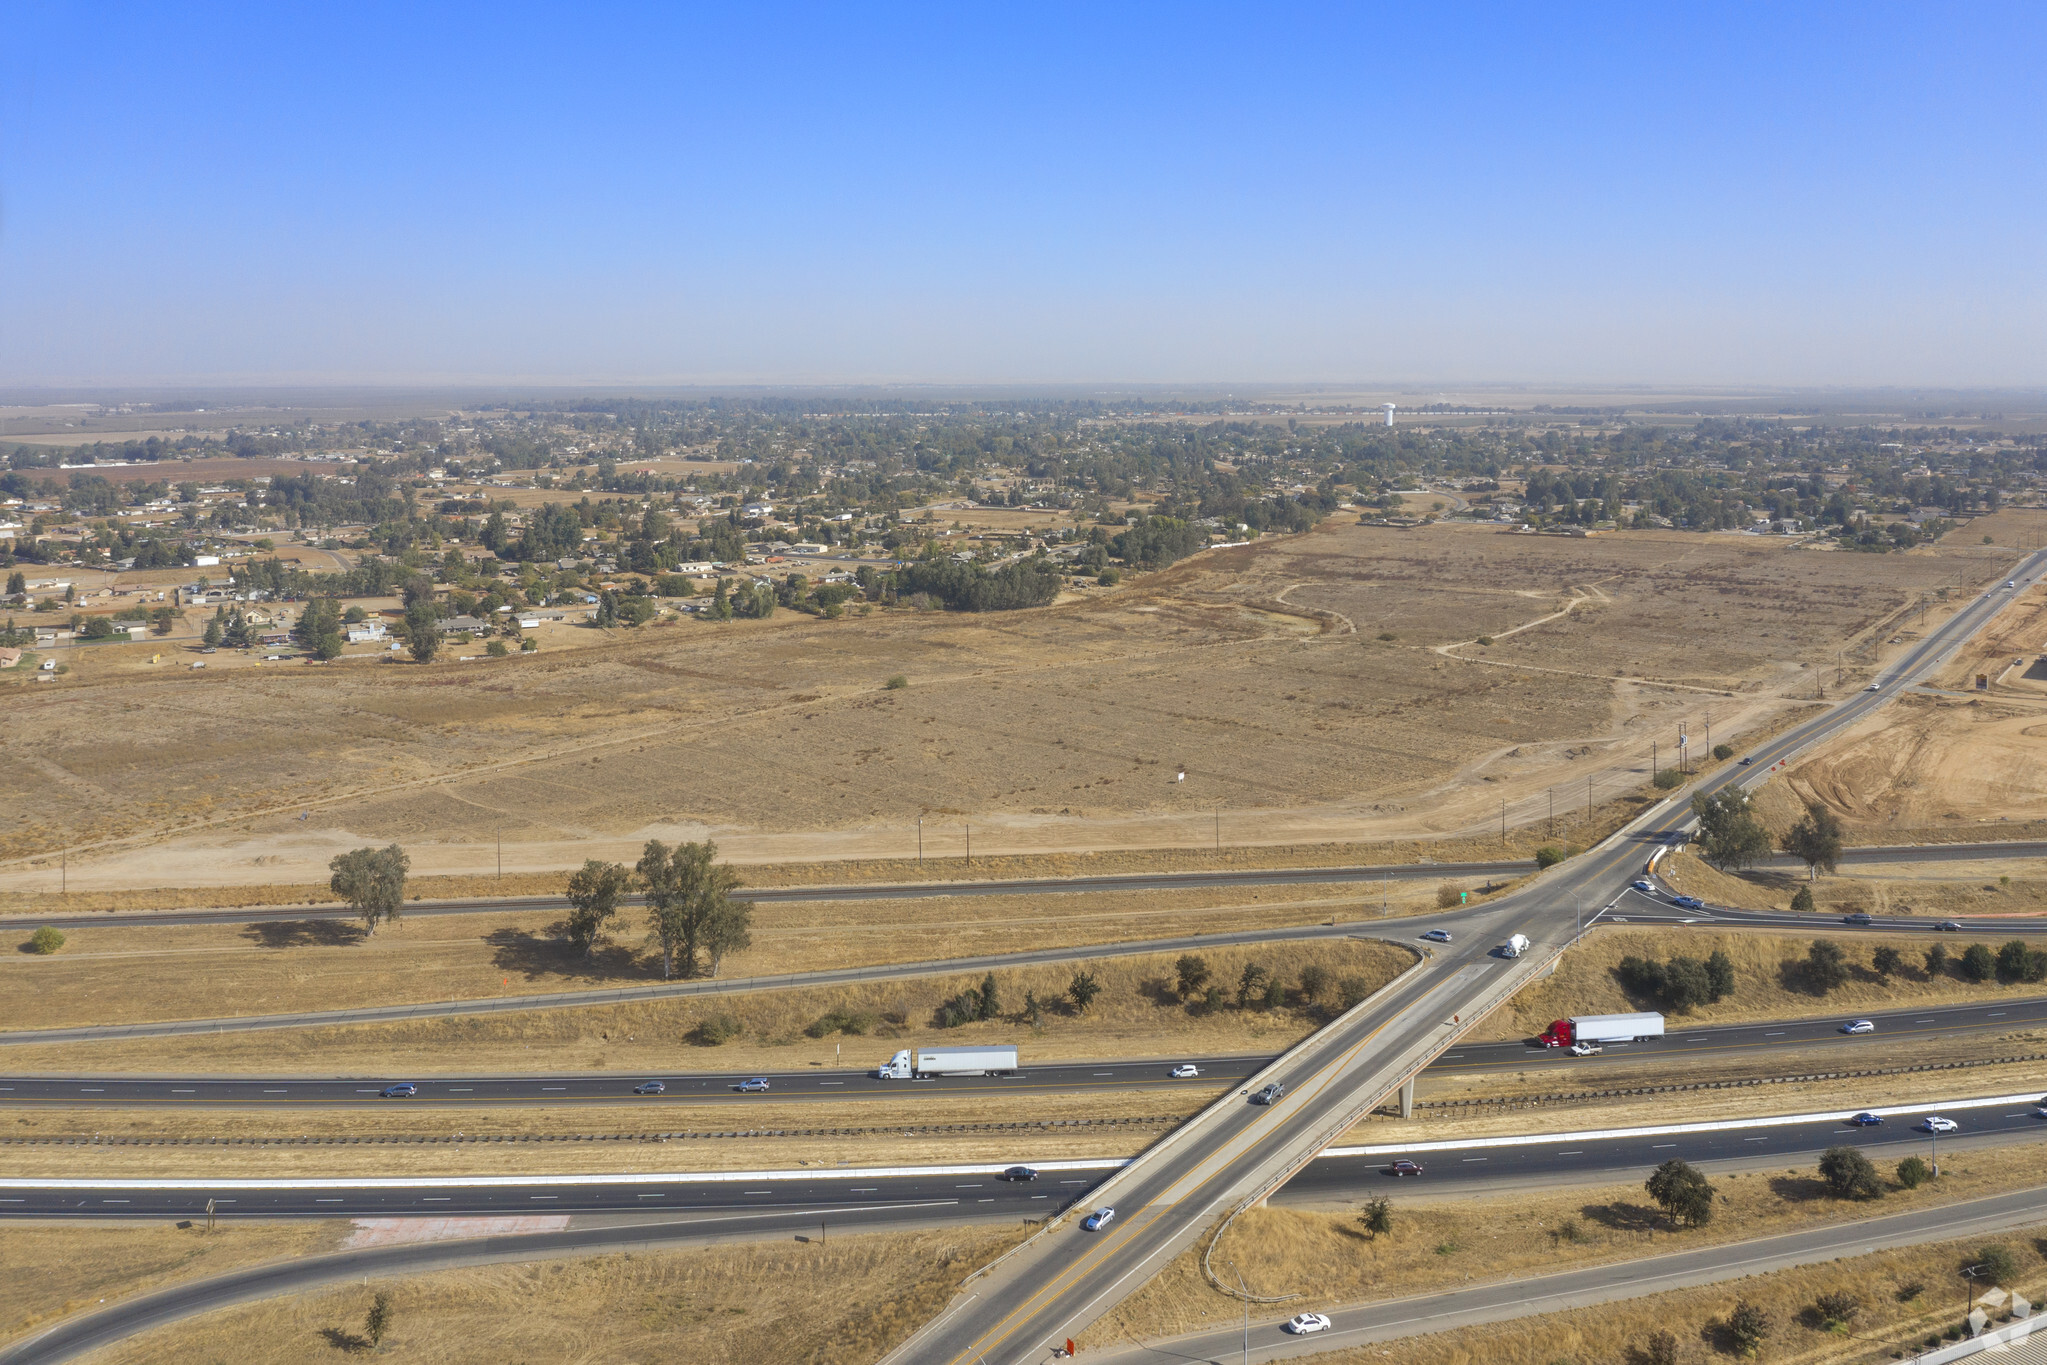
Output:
[{"xmin": 1539, "ymin": 1019, "xmax": 1576, "ymax": 1048}]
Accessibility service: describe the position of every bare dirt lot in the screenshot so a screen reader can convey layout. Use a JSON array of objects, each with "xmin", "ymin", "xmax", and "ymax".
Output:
[
  {"xmin": 0, "ymin": 938, "xmax": 1413, "ymax": 1076},
  {"xmin": 0, "ymin": 519, "xmax": 2008, "ymax": 894}
]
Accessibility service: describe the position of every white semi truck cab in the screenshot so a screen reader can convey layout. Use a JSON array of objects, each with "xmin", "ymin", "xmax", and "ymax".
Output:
[{"xmin": 1500, "ymin": 933, "xmax": 1531, "ymax": 958}]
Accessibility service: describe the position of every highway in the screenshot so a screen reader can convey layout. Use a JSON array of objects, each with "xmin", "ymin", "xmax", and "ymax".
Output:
[
  {"xmin": 883, "ymin": 547, "xmax": 2047, "ymax": 1365},
  {"xmin": 8, "ymin": 993, "xmax": 2047, "ymax": 1109},
  {"xmin": 7, "ymin": 841, "xmax": 2041, "ymax": 935}
]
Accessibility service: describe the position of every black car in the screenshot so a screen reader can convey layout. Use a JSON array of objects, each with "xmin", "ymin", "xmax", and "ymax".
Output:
[
  {"xmin": 1936, "ymin": 921, "xmax": 1962, "ymax": 932},
  {"xmin": 1844, "ymin": 913, "xmax": 1873, "ymax": 926},
  {"xmin": 1250, "ymin": 1083, "xmax": 1286, "ymax": 1105},
  {"xmin": 999, "ymin": 1165, "xmax": 1039, "ymax": 1182},
  {"xmin": 1387, "ymin": 1159, "xmax": 1425, "ymax": 1177}
]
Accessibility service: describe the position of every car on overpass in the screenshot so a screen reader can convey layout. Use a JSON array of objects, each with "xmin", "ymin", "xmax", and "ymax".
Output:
[
  {"xmin": 1386, "ymin": 1159, "xmax": 1425, "ymax": 1177},
  {"xmin": 632, "ymin": 1081, "xmax": 665, "ymax": 1095},
  {"xmin": 1250, "ymin": 1083, "xmax": 1286, "ymax": 1105},
  {"xmin": 1083, "ymin": 1206, "xmax": 1116, "ymax": 1230},
  {"xmin": 1284, "ymin": 1313, "xmax": 1332, "ymax": 1335}
]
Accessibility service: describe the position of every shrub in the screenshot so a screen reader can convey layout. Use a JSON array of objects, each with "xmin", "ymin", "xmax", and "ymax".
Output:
[
  {"xmin": 1638, "ymin": 1330, "xmax": 1679, "ymax": 1365},
  {"xmin": 1971, "ymin": 1244, "xmax": 2019, "ymax": 1286},
  {"xmin": 1646, "ymin": 1158, "xmax": 1715, "ymax": 1228},
  {"xmin": 1174, "ymin": 953, "xmax": 1212, "ymax": 1000},
  {"xmin": 1806, "ymin": 939, "xmax": 1850, "ymax": 992},
  {"xmin": 27, "ymin": 926, "xmax": 64, "ymax": 955},
  {"xmin": 1872, "ymin": 945, "xmax": 1902, "ymax": 979},
  {"xmin": 1067, "ymin": 967, "xmax": 1101, "ymax": 1013},
  {"xmin": 1360, "ymin": 1197, "xmax": 1392, "ymax": 1237},
  {"xmin": 804, "ymin": 1010, "xmax": 875, "ymax": 1038},
  {"xmin": 936, "ymin": 987, "xmax": 983, "ymax": 1028},
  {"xmin": 1259, "ymin": 977, "xmax": 1287, "ymax": 1009},
  {"xmin": 1236, "ymin": 961, "xmax": 1271, "ymax": 1008},
  {"xmin": 884, "ymin": 674, "xmax": 908, "ymax": 689},
  {"xmin": 1815, "ymin": 1289, "xmax": 1861, "ymax": 1327},
  {"xmin": 1960, "ymin": 943, "xmax": 1996, "ymax": 982},
  {"xmin": 1336, "ymin": 974, "xmax": 1371, "ymax": 1009},
  {"xmin": 1297, "ymin": 963, "xmax": 1331, "ymax": 1004},
  {"xmin": 1790, "ymin": 886, "xmax": 1814, "ymax": 914},
  {"xmin": 1925, "ymin": 943, "xmax": 1950, "ymax": 977},
  {"xmin": 1896, "ymin": 1281, "xmax": 1924, "ymax": 1303},
  {"xmin": 1726, "ymin": 1299, "xmax": 1770, "ymax": 1356},
  {"xmin": 1376, "ymin": 631, "xmax": 1397, "ymax": 641},
  {"xmin": 485, "ymin": 639, "xmax": 508, "ymax": 657},
  {"xmin": 1096, "ymin": 568, "xmax": 1120, "ymax": 586},
  {"xmin": 1819, "ymin": 1146, "xmax": 1883, "ymax": 1200},
  {"xmin": 1535, "ymin": 845, "xmax": 1567, "ymax": 870},
  {"xmin": 1896, "ymin": 1156, "xmax": 1932, "ymax": 1189},
  {"xmin": 1435, "ymin": 882, "xmax": 1466, "ymax": 909},
  {"xmin": 687, "ymin": 1014, "xmax": 743, "ymax": 1046},
  {"xmin": 1201, "ymin": 984, "xmax": 1228, "ymax": 1013},
  {"xmin": 1652, "ymin": 768, "xmax": 1685, "ymax": 790},
  {"xmin": 1712, "ymin": 743, "xmax": 1735, "ymax": 760},
  {"xmin": 1475, "ymin": 635, "xmax": 1493, "ymax": 646}
]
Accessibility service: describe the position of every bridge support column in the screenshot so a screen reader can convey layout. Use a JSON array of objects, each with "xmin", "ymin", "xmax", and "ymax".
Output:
[{"xmin": 1399, "ymin": 1076, "xmax": 1415, "ymax": 1120}]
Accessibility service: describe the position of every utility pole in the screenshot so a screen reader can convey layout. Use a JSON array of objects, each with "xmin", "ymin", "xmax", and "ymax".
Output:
[
  {"xmin": 61, "ymin": 847, "xmax": 65, "ymax": 895},
  {"xmin": 1547, "ymin": 786, "xmax": 1553, "ymax": 840},
  {"xmin": 965, "ymin": 823, "xmax": 970, "ymax": 866},
  {"xmin": 496, "ymin": 822, "xmax": 502, "ymax": 882},
  {"xmin": 1652, "ymin": 740, "xmax": 1658, "ymax": 784},
  {"xmin": 1500, "ymin": 799, "xmax": 1506, "ymax": 846},
  {"xmin": 1214, "ymin": 810, "xmax": 1220, "ymax": 854},
  {"xmin": 917, "ymin": 816, "xmax": 923, "ymax": 865},
  {"xmin": 1230, "ymin": 1263, "xmax": 1252, "ymax": 1365}
]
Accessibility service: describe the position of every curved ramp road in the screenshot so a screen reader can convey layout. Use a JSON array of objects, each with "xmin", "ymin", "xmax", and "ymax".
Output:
[{"xmin": 10, "ymin": 993, "xmax": 2047, "ymax": 1108}]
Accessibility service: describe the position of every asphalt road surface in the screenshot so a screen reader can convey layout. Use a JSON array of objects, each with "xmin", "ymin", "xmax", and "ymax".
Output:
[{"xmin": 10, "ymin": 993, "xmax": 2047, "ymax": 1109}]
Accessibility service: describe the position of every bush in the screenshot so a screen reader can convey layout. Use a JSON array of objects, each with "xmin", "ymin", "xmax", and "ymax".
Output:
[
  {"xmin": 1806, "ymin": 939, "xmax": 1850, "ymax": 992},
  {"xmin": 1096, "ymin": 567, "xmax": 1120, "ymax": 586},
  {"xmin": 804, "ymin": 1009, "xmax": 874, "ymax": 1038},
  {"xmin": 1435, "ymin": 882, "xmax": 1466, "ymax": 909},
  {"xmin": 1535, "ymin": 845, "xmax": 1567, "ymax": 870},
  {"xmin": 1067, "ymin": 967, "xmax": 1101, "ymax": 1013},
  {"xmin": 687, "ymin": 1014, "xmax": 743, "ymax": 1046},
  {"xmin": 1336, "ymin": 974, "xmax": 1371, "ymax": 1009},
  {"xmin": 1475, "ymin": 636, "xmax": 1493, "ymax": 646},
  {"xmin": 1646, "ymin": 1158, "xmax": 1714, "ymax": 1228},
  {"xmin": 1712, "ymin": 743, "xmax": 1735, "ymax": 760},
  {"xmin": 485, "ymin": 639, "xmax": 508, "ymax": 657},
  {"xmin": 1896, "ymin": 1155, "xmax": 1932, "ymax": 1189},
  {"xmin": 1360, "ymin": 1197, "xmax": 1392, "ymax": 1237},
  {"xmin": 1971, "ymin": 1244, "xmax": 2019, "ymax": 1286},
  {"xmin": 1814, "ymin": 1289, "xmax": 1861, "ymax": 1327},
  {"xmin": 1790, "ymin": 886, "xmax": 1814, "ymax": 914},
  {"xmin": 1175, "ymin": 954, "xmax": 1211, "ymax": 1000},
  {"xmin": 1376, "ymin": 631, "xmax": 1397, "ymax": 641},
  {"xmin": 1819, "ymin": 1145, "xmax": 1883, "ymax": 1200},
  {"xmin": 1960, "ymin": 942, "xmax": 1996, "ymax": 982},
  {"xmin": 1925, "ymin": 943, "xmax": 1950, "ymax": 977},
  {"xmin": 1639, "ymin": 1329, "xmax": 1679, "ymax": 1365},
  {"xmin": 1872, "ymin": 945, "xmax": 1902, "ymax": 979},
  {"xmin": 27, "ymin": 926, "xmax": 64, "ymax": 954},
  {"xmin": 1652, "ymin": 767, "xmax": 1685, "ymax": 790},
  {"xmin": 884, "ymin": 674, "xmax": 908, "ymax": 689},
  {"xmin": 1726, "ymin": 1298, "xmax": 1770, "ymax": 1356}
]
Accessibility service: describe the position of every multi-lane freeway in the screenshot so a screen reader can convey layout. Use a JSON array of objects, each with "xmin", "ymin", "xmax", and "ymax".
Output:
[{"xmin": 7, "ymin": 992, "xmax": 2046, "ymax": 1109}]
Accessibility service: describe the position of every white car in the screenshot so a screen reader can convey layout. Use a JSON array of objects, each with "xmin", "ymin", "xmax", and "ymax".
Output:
[
  {"xmin": 1842, "ymin": 1020, "xmax": 1875, "ymax": 1034},
  {"xmin": 1421, "ymin": 929, "xmax": 1453, "ymax": 943},
  {"xmin": 1866, "ymin": 683, "xmax": 1881, "ymax": 692},
  {"xmin": 1169, "ymin": 1064, "xmax": 1201, "ymax": 1078},
  {"xmin": 1284, "ymin": 1313, "xmax": 1332, "ymax": 1335},
  {"xmin": 1631, "ymin": 880, "xmax": 1654, "ymax": 892},
  {"xmin": 1920, "ymin": 1116, "xmax": 1958, "ymax": 1133},
  {"xmin": 1083, "ymin": 1206, "xmax": 1116, "ymax": 1231}
]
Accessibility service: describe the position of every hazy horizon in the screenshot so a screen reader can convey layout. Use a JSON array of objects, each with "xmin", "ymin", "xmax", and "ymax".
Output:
[{"xmin": 3, "ymin": 4, "xmax": 2042, "ymax": 389}]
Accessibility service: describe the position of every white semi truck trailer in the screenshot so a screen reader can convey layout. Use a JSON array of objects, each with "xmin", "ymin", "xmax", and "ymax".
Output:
[{"xmin": 877, "ymin": 1046, "xmax": 1020, "ymax": 1079}]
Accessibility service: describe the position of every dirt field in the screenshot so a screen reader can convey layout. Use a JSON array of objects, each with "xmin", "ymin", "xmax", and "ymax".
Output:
[
  {"xmin": 1, "ymin": 518, "xmax": 1992, "ymax": 895},
  {"xmin": 46, "ymin": 1223, "xmax": 1027, "ymax": 1365},
  {"xmin": 1660, "ymin": 849, "xmax": 2047, "ymax": 917},
  {"xmin": 1476, "ymin": 925, "xmax": 2047, "ymax": 1042},
  {"xmin": 0, "ymin": 939, "xmax": 1413, "ymax": 1076},
  {"xmin": 0, "ymin": 1086, "xmax": 1205, "ymax": 1179},
  {"xmin": 0, "ymin": 886, "xmax": 1427, "ymax": 1030},
  {"xmin": 1089, "ymin": 1177, "xmax": 2047, "ymax": 1365}
]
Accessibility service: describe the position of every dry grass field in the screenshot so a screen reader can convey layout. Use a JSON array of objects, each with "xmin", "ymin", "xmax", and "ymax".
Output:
[
  {"xmin": 0, "ymin": 884, "xmax": 1429, "ymax": 1030},
  {"xmin": 1, "ymin": 518, "xmax": 1998, "ymax": 896},
  {"xmin": 41, "ymin": 1223, "xmax": 1027, "ymax": 1365},
  {"xmin": 1659, "ymin": 850, "xmax": 2047, "ymax": 917},
  {"xmin": 0, "ymin": 938, "xmax": 1413, "ymax": 1077},
  {"xmin": 1476, "ymin": 925, "xmax": 2047, "ymax": 1042}
]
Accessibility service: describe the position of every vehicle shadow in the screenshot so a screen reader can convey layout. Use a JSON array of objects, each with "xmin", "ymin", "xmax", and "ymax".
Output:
[{"xmin": 240, "ymin": 919, "xmax": 364, "ymax": 949}]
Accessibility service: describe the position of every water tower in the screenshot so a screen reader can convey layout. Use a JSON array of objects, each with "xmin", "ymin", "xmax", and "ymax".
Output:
[{"xmin": 1381, "ymin": 403, "xmax": 1396, "ymax": 427}]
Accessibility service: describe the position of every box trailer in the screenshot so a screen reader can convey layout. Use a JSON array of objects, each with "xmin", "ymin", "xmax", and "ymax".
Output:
[
  {"xmin": 1539, "ymin": 1013, "xmax": 1664, "ymax": 1048},
  {"xmin": 877, "ymin": 1045, "xmax": 1020, "ymax": 1079}
]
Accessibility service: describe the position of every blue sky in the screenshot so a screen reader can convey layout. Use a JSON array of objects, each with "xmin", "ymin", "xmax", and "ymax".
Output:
[{"xmin": 1, "ymin": 3, "xmax": 2041, "ymax": 387}]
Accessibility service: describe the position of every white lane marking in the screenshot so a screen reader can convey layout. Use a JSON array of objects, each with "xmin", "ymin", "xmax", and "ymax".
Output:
[
  {"xmin": 1916, "ymin": 1019, "xmax": 1937, "ymax": 1023},
  {"xmin": 1031, "ymin": 1194, "xmax": 1048, "ymax": 1199},
  {"xmin": 637, "ymin": 1193, "xmax": 665, "ymax": 1199},
  {"xmin": 317, "ymin": 1197, "xmax": 343, "ymax": 1202},
  {"xmin": 80, "ymin": 1088, "xmax": 103, "ymax": 1093},
  {"xmin": 1764, "ymin": 1031, "xmax": 1786, "ymax": 1037},
  {"xmin": 849, "ymin": 1188, "xmax": 878, "ymax": 1193},
  {"xmin": 1990, "ymin": 1012, "xmax": 2007, "ymax": 1017},
  {"xmin": 1093, "ymin": 1072, "xmax": 1114, "ymax": 1076},
  {"xmin": 1461, "ymin": 1157, "xmax": 1486, "ymax": 1163},
  {"xmin": 819, "ymin": 1081, "xmax": 844, "ymax": 1086},
  {"xmin": 1745, "ymin": 1137, "xmax": 1768, "ymax": 1142},
  {"xmin": 103, "ymin": 1199, "xmax": 129, "ymax": 1203},
  {"xmin": 354, "ymin": 1089, "xmax": 380, "ymax": 1093},
  {"xmin": 956, "ymin": 1184, "xmax": 983, "ymax": 1189},
  {"xmin": 1557, "ymin": 1150, "xmax": 1583, "ymax": 1156},
  {"xmin": 171, "ymin": 1089, "xmax": 195, "ymax": 1094},
  {"xmin": 1652, "ymin": 1143, "xmax": 1676, "ymax": 1148},
  {"xmin": 978, "ymin": 1197, "xmax": 995, "ymax": 1202},
  {"xmin": 422, "ymin": 1197, "xmax": 451, "ymax": 1202},
  {"xmin": 263, "ymin": 1089, "xmax": 287, "ymax": 1093},
  {"xmin": 542, "ymin": 1086, "xmax": 566, "ymax": 1091},
  {"xmin": 449, "ymin": 1088, "xmax": 473, "ymax": 1093},
  {"xmin": 743, "ymin": 1190, "xmax": 771, "ymax": 1195},
  {"xmin": 531, "ymin": 1195, "xmax": 558, "ymax": 1200}
]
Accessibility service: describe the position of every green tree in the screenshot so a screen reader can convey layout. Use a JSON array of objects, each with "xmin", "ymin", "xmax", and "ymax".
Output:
[
  {"xmin": 1691, "ymin": 789, "xmax": 1772, "ymax": 871},
  {"xmin": 1067, "ymin": 967, "xmax": 1101, "ymax": 1013},
  {"xmin": 403, "ymin": 600, "xmax": 440, "ymax": 662},
  {"xmin": 202, "ymin": 617, "xmax": 223, "ymax": 647},
  {"xmin": 1236, "ymin": 961, "xmax": 1271, "ymax": 1009},
  {"xmin": 27, "ymin": 926, "xmax": 64, "ymax": 954},
  {"xmin": 1298, "ymin": 963, "xmax": 1331, "ymax": 1004},
  {"xmin": 1360, "ymin": 1197, "xmax": 1393, "ymax": 1238},
  {"xmin": 1896, "ymin": 1155, "xmax": 1931, "ymax": 1189},
  {"xmin": 1726, "ymin": 1298, "xmax": 1770, "ymax": 1357},
  {"xmin": 977, "ymin": 971, "xmax": 1000, "ymax": 1021},
  {"xmin": 1960, "ymin": 942, "xmax": 1996, "ymax": 982},
  {"xmin": 1996, "ymin": 938, "xmax": 2047, "ymax": 983},
  {"xmin": 1705, "ymin": 949, "xmax": 1736, "ymax": 1002},
  {"xmin": 1782, "ymin": 801, "xmax": 1844, "ymax": 881},
  {"xmin": 1872, "ymin": 945, "xmax": 1903, "ymax": 980},
  {"xmin": 1337, "ymin": 974, "xmax": 1372, "ymax": 1009},
  {"xmin": 563, "ymin": 860, "xmax": 630, "ymax": 957},
  {"xmin": 1925, "ymin": 942, "xmax": 1950, "ymax": 977},
  {"xmin": 294, "ymin": 597, "xmax": 343, "ymax": 660},
  {"xmin": 1174, "ymin": 953, "xmax": 1212, "ymax": 1000},
  {"xmin": 1661, "ymin": 955, "xmax": 1714, "ymax": 1012},
  {"xmin": 1789, "ymin": 885, "xmax": 1814, "ymax": 914},
  {"xmin": 1645, "ymin": 1158, "xmax": 1715, "ymax": 1228},
  {"xmin": 4, "ymin": 571, "xmax": 23, "ymax": 597},
  {"xmin": 636, "ymin": 839, "xmax": 753, "ymax": 979},
  {"xmin": 328, "ymin": 845, "xmax": 409, "ymax": 935},
  {"xmin": 1806, "ymin": 939, "xmax": 1850, "ymax": 992},
  {"xmin": 1971, "ymin": 1244, "xmax": 2019, "ymax": 1287},
  {"xmin": 1818, "ymin": 1145, "xmax": 1883, "ymax": 1200},
  {"xmin": 365, "ymin": 1290, "xmax": 393, "ymax": 1348}
]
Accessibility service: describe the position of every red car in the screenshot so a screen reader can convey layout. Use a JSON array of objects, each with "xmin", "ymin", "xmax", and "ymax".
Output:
[{"xmin": 1387, "ymin": 1159, "xmax": 1425, "ymax": 1177}]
